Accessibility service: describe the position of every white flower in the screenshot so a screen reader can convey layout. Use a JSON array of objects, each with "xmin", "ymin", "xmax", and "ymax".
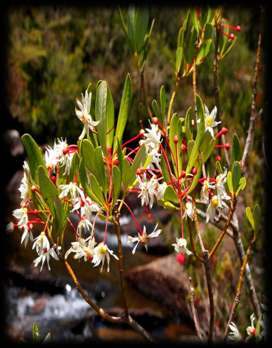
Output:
[
  {"xmin": 183, "ymin": 200, "xmax": 195, "ymax": 220},
  {"xmin": 206, "ymin": 194, "xmax": 229, "ymax": 223},
  {"xmin": 203, "ymin": 105, "xmax": 221, "ymax": 138},
  {"xmin": 19, "ymin": 161, "xmax": 31, "ymax": 202},
  {"xmin": 44, "ymin": 138, "xmax": 68, "ymax": 170},
  {"xmin": 137, "ymin": 174, "xmax": 166, "ymax": 209},
  {"xmin": 148, "ymin": 151, "xmax": 162, "ymax": 170},
  {"xmin": 59, "ymin": 182, "xmax": 85, "ymax": 201},
  {"xmin": 215, "ymin": 170, "xmax": 231, "ymax": 201},
  {"xmin": 13, "ymin": 207, "xmax": 28, "ymax": 227},
  {"xmin": 65, "ymin": 236, "xmax": 96, "ymax": 262},
  {"xmin": 172, "ymin": 237, "xmax": 192, "ymax": 255},
  {"xmin": 246, "ymin": 313, "xmax": 256, "ymax": 337},
  {"xmin": 75, "ymin": 89, "xmax": 100, "ymax": 140},
  {"xmin": 21, "ymin": 224, "xmax": 34, "ymax": 248},
  {"xmin": 32, "ymin": 231, "xmax": 50, "ymax": 255},
  {"xmin": 157, "ymin": 181, "xmax": 167, "ymax": 201},
  {"xmin": 77, "ymin": 217, "xmax": 93, "ymax": 236},
  {"xmin": 71, "ymin": 196, "xmax": 100, "ymax": 217},
  {"xmin": 200, "ymin": 178, "xmax": 215, "ymax": 203},
  {"xmin": 139, "ymin": 123, "xmax": 162, "ymax": 155},
  {"xmin": 33, "ymin": 246, "xmax": 59, "ymax": 271},
  {"xmin": 92, "ymin": 242, "xmax": 118, "ymax": 272},
  {"xmin": 59, "ymin": 152, "xmax": 74, "ymax": 175},
  {"xmin": 228, "ymin": 322, "xmax": 242, "ymax": 341},
  {"xmin": 127, "ymin": 224, "xmax": 162, "ymax": 254}
]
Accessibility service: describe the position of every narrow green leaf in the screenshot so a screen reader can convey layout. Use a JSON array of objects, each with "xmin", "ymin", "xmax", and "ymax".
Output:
[
  {"xmin": 89, "ymin": 173, "xmax": 106, "ymax": 207},
  {"xmin": 231, "ymin": 133, "xmax": 241, "ymax": 163},
  {"xmin": 81, "ymin": 139, "xmax": 106, "ymax": 191},
  {"xmin": 151, "ymin": 99, "xmax": 163, "ymax": 124},
  {"xmin": 114, "ymin": 74, "xmax": 132, "ymax": 150},
  {"xmin": 79, "ymin": 159, "xmax": 98, "ymax": 203},
  {"xmin": 176, "ymin": 46, "xmax": 183, "ymax": 74},
  {"xmin": 185, "ymin": 106, "xmax": 193, "ymax": 140},
  {"xmin": 232, "ymin": 161, "xmax": 241, "ymax": 193},
  {"xmin": 128, "ymin": 146, "xmax": 147, "ymax": 187},
  {"xmin": 21, "ymin": 134, "xmax": 45, "ymax": 181},
  {"xmin": 187, "ymin": 162, "xmax": 202, "ymax": 194},
  {"xmin": 160, "ymin": 85, "xmax": 166, "ymax": 118},
  {"xmin": 227, "ymin": 171, "xmax": 233, "ymax": 194},
  {"xmin": 245, "ymin": 206, "xmax": 255, "ymax": 231},
  {"xmin": 236, "ymin": 176, "xmax": 246, "ymax": 194},
  {"xmin": 95, "ymin": 80, "xmax": 114, "ymax": 153},
  {"xmin": 196, "ymin": 39, "xmax": 212, "ymax": 65},
  {"xmin": 38, "ymin": 166, "xmax": 66, "ymax": 240}
]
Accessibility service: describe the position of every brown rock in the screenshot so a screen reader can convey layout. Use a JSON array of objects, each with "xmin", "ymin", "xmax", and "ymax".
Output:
[{"xmin": 125, "ymin": 254, "xmax": 197, "ymax": 326}]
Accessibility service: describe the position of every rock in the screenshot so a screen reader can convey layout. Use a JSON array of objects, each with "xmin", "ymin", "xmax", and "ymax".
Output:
[{"xmin": 125, "ymin": 254, "xmax": 198, "ymax": 327}]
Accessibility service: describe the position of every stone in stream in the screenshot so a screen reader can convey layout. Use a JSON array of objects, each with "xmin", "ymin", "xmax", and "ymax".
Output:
[{"xmin": 125, "ymin": 254, "xmax": 204, "ymax": 330}]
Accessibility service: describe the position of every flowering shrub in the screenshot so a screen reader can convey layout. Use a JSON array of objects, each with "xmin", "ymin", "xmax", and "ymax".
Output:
[{"xmin": 9, "ymin": 7, "xmax": 264, "ymax": 342}]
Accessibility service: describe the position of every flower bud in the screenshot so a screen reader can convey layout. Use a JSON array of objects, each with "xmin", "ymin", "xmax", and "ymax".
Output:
[
  {"xmin": 191, "ymin": 167, "xmax": 197, "ymax": 175},
  {"xmin": 113, "ymin": 159, "xmax": 120, "ymax": 166},
  {"xmin": 180, "ymin": 170, "xmax": 186, "ymax": 178},
  {"xmin": 173, "ymin": 135, "xmax": 178, "ymax": 143},
  {"xmin": 215, "ymin": 155, "xmax": 221, "ymax": 161},
  {"xmin": 229, "ymin": 33, "xmax": 235, "ymax": 40},
  {"xmin": 176, "ymin": 252, "xmax": 186, "ymax": 265},
  {"xmin": 152, "ymin": 117, "xmax": 159, "ymax": 125},
  {"xmin": 216, "ymin": 127, "xmax": 229, "ymax": 138},
  {"xmin": 235, "ymin": 25, "xmax": 241, "ymax": 32},
  {"xmin": 225, "ymin": 143, "xmax": 231, "ymax": 150}
]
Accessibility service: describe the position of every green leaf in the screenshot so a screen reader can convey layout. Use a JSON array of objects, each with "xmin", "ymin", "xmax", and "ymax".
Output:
[
  {"xmin": 196, "ymin": 39, "xmax": 212, "ymax": 65},
  {"xmin": 176, "ymin": 46, "xmax": 183, "ymax": 74},
  {"xmin": 151, "ymin": 99, "xmax": 163, "ymax": 124},
  {"xmin": 232, "ymin": 161, "xmax": 241, "ymax": 193},
  {"xmin": 21, "ymin": 134, "xmax": 45, "ymax": 181},
  {"xmin": 245, "ymin": 206, "xmax": 255, "ymax": 231},
  {"xmin": 253, "ymin": 204, "xmax": 261, "ymax": 229},
  {"xmin": 37, "ymin": 166, "xmax": 66, "ymax": 240},
  {"xmin": 164, "ymin": 186, "xmax": 179, "ymax": 204},
  {"xmin": 227, "ymin": 171, "xmax": 233, "ymax": 194},
  {"xmin": 216, "ymin": 160, "xmax": 223, "ymax": 174},
  {"xmin": 80, "ymin": 139, "xmax": 106, "ymax": 191},
  {"xmin": 186, "ymin": 95, "xmax": 205, "ymax": 174},
  {"xmin": 231, "ymin": 133, "xmax": 241, "ymax": 163},
  {"xmin": 236, "ymin": 176, "xmax": 246, "ymax": 194},
  {"xmin": 89, "ymin": 173, "xmax": 106, "ymax": 207},
  {"xmin": 112, "ymin": 166, "xmax": 121, "ymax": 205},
  {"xmin": 114, "ymin": 74, "xmax": 132, "ymax": 150},
  {"xmin": 128, "ymin": 146, "xmax": 147, "ymax": 187},
  {"xmin": 200, "ymin": 131, "xmax": 215, "ymax": 162},
  {"xmin": 185, "ymin": 106, "xmax": 193, "ymax": 140},
  {"xmin": 160, "ymin": 85, "xmax": 167, "ymax": 118},
  {"xmin": 161, "ymin": 154, "xmax": 171, "ymax": 183},
  {"xmin": 95, "ymin": 80, "xmax": 115, "ymax": 153},
  {"xmin": 79, "ymin": 159, "xmax": 98, "ymax": 202}
]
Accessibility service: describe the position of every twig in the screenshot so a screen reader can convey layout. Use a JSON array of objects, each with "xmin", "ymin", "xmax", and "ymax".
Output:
[
  {"xmin": 202, "ymin": 250, "xmax": 215, "ymax": 342},
  {"xmin": 167, "ymin": 75, "xmax": 180, "ymax": 124},
  {"xmin": 114, "ymin": 216, "xmax": 129, "ymax": 318},
  {"xmin": 223, "ymin": 232, "xmax": 255, "ymax": 339},
  {"xmin": 196, "ymin": 208, "xmax": 234, "ymax": 239},
  {"xmin": 192, "ymin": 59, "xmax": 197, "ymax": 123},
  {"xmin": 209, "ymin": 196, "xmax": 237, "ymax": 259},
  {"xmin": 232, "ymin": 227, "xmax": 261, "ymax": 319},
  {"xmin": 188, "ymin": 277, "xmax": 203, "ymax": 340},
  {"xmin": 64, "ymin": 260, "xmax": 124, "ymax": 323},
  {"xmin": 194, "ymin": 217, "xmax": 214, "ymax": 341},
  {"xmin": 241, "ymin": 24, "xmax": 262, "ymax": 171},
  {"xmin": 64, "ymin": 260, "xmax": 154, "ymax": 341}
]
